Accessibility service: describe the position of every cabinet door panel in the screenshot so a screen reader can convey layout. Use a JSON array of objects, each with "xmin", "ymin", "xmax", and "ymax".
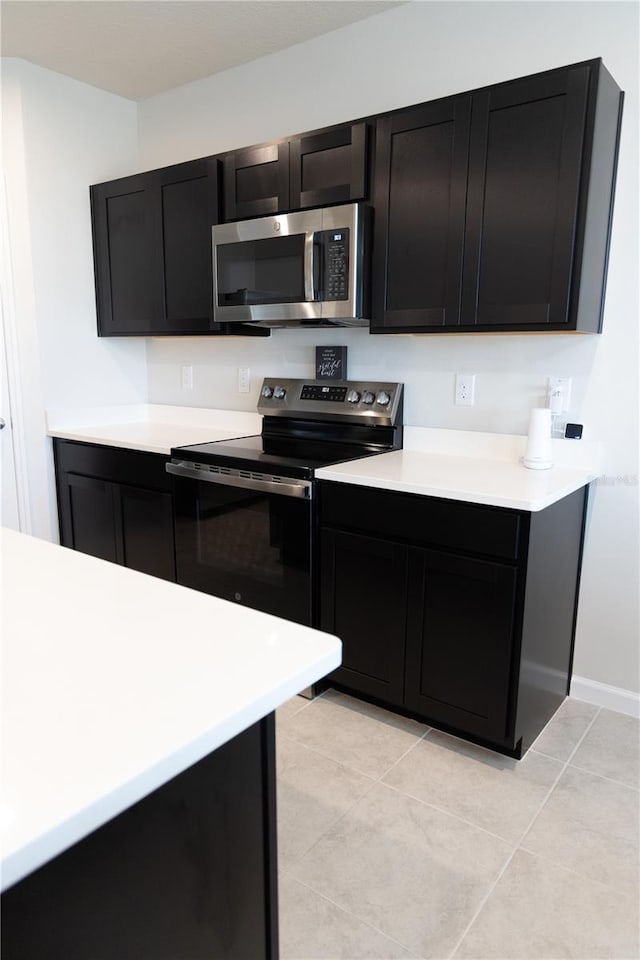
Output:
[
  {"xmin": 118, "ymin": 486, "xmax": 176, "ymax": 582},
  {"xmin": 405, "ymin": 548, "xmax": 517, "ymax": 742},
  {"xmin": 91, "ymin": 174, "xmax": 163, "ymax": 335},
  {"xmin": 371, "ymin": 97, "xmax": 471, "ymax": 331},
  {"xmin": 224, "ymin": 143, "xmax": 289, "ymax": 220},
  {"xmin": 462, "ymin": 65, "xmax": 590, "ymax": 327},
  {"xmin": 321, "ymin": 530, "xmax": 407, "ymax": 707},
  {"xmin": 160, "ymin": 159, "xmax": 221, "ymax": 333},
  {"xmin": 289, "ymin": 123, "xmax": 368, "ymax": 209},
  {"xmin": 59, "ymin": 473, "xmax": 119, "ymax": 563}
]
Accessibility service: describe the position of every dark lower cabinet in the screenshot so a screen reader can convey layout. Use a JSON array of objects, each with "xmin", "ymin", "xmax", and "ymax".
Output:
[
  {"xmin": 1, "ymin": 715, "xmax": 278, "ymax": 960},
  {"xmin": 321, "ymin": 530, "xmax": 407, "ymax": 708},
  {"xmin": 404, "ymin": 548, "xmax": 518, "ymax": 743},
  {"xmin": 60, "ymin": 472, "xmax": 120, "ymax": 564},
  {"xmin": 118, "ymin": 485, "xmax": 175, "ymax": 580},
  {"xmin": 320, "ymin": 481, "xmax": 588, "ymax": 757},
  {"xmin": 54, "ymin": 439, "xmax": 176, "ymax": 582}
]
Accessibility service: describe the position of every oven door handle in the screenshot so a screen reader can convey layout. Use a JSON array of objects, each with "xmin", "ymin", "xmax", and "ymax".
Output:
[{"xmin": 166, "ymin": 460, "xmax": 314, "ymax": 499}]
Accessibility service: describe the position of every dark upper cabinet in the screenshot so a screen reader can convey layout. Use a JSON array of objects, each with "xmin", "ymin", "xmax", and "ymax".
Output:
[
  {"xmin": 158, "ymin": 158, "xmax": 220, "ymax": 334},
  {"xmin": 289, "ymin": 122, "xmax": 369, "ymax": 210},
  {"xmin": 461, "ymin": 65, "xmax": 591, "ymax": 328},
  {"xmin": 371, "ymin": 97, "xmax": 472, "ymax": 330},
  {"xmin": 223, "ymin": 142, "xmax": 290, "ymax": 221},
  {"xmin": 91, "ymin": 173, "xmax": 163, "ymax": 335},
  {"xmin": 223, "ymin": 122, "xmax": 369, "ymax": 220},
  {"xmin": 91, "ymin": 157, "xmax": 224, "ymax": 336},
  {"xmin": 371, "ymin": 59, "xmax": 623, "ymax": 334}
]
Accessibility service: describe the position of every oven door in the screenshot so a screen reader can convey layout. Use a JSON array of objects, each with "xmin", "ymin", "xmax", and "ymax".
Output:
[{"xmin": 168, "ymin": 462, "xmax": 314, "ymax": 626}]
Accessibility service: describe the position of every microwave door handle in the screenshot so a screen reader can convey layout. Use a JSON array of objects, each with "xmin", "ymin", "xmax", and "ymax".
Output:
[{"xmin": 304, "ymin": 232, "xmax": 316, "ymax": 302}]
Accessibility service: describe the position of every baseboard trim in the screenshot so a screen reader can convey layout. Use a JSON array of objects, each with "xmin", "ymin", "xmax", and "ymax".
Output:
[{"xmin": 570, "ymin": 675, "xmax": 640, "ymax": 718}]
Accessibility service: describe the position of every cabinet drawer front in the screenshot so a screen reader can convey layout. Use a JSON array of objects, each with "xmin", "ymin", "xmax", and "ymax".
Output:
[
  {"xmin": 54, "ymin": 440, "xmax": 171, "ymax": 492},
  {"xmin": 320, "ymin": 482, "xmax": 521, "ymax": 560}
]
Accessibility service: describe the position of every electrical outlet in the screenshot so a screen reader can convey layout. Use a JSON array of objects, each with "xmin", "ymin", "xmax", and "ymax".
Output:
[
  {"xmin": 181, "ymin": 365, "xmax": 193, "ymax": 390},
  {"xmin": 548, "ymin": 377, "xmax": 572, "ymax": 414},
  {"xmin": 238, "ymin": 367, "xmax": 251, "ymax": 394},
  {"xmin": 455, "ymin": 373, "xmax": 475, "ymax": 406}
]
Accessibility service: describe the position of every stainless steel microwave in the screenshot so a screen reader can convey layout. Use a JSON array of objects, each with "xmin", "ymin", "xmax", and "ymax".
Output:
[{"xmin": 211, "ymin": 203, "xmax": 369, "ymax": 328}]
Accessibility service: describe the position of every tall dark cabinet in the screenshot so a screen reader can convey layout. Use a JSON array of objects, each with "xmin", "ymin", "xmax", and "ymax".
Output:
[
  {"xmin": 91, "ymin": 157, "xmax": 223, "ymax": 336},
  {"xmin": 371, "ymin": 59, "xmax": 623, "ymax": 334},
  {"xmin": 371, "ymin": 97, "xmax": 471, "ymax": 330}
]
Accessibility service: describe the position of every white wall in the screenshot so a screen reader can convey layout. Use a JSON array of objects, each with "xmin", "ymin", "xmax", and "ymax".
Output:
[
  {"xmin": 1, "ymin": 59, "xmax": 147, "ymax": 540},
  {"xmin": 139, "ymin": 2, "xmax": 639, "ymax": 699}
]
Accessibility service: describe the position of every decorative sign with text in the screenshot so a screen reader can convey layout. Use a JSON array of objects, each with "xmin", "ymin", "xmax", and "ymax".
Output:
[{"xmin": 315, "ymin": 346, "xmax": 347, "ymax": 380}]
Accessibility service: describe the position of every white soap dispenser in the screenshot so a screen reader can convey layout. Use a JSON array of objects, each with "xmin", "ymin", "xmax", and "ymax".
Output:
[{"xmin": 523, "ymin": 407, "xmax": 553, "ymax": 470}]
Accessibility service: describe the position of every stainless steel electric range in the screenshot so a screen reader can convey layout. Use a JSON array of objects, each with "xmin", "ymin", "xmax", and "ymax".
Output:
[{"xmin": 167, "ymin": 378, "xmax": 403, "ymax": 635}]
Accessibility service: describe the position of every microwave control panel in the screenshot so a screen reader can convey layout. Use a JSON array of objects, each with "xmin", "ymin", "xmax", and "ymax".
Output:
[{"xmin": 319, "ymin": 229, "xmax": 349, "ymax": 301}]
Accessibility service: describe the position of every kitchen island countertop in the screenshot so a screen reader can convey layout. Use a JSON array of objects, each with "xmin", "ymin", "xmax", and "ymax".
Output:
[{"xmin": 0, "ymin": 529, "xmax": 340, "ymax": 892}]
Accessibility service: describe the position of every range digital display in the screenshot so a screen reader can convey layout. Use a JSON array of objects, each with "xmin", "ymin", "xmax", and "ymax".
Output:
[{"xmin": 300, "ymin": 385, "xmax": 347, "ymax": 402}]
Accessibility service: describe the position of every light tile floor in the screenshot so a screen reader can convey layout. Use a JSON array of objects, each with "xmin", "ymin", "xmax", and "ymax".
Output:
[{"xmin": 276, "ymin": 690, "xmax": 640, "ymax": 960}]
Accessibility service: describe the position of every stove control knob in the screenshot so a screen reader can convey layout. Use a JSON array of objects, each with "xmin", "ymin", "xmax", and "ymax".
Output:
[
  {"xmin": 273, "ymin": 385, "xmax": 287, "ymax": 400},
  {"xmin": 346, "ymin": 389, "xmax": 361, "ymax": 404},
  {"xmin": 262, "ymin": 385, "xmax": 273, "ymax": 399},
  {"xmin": 362, "ymin": 391, "xmax": 375, "ymax": 405},
  {"xmin": 376, "ymin": 391, "xmax": 391, "ymax": 406}
]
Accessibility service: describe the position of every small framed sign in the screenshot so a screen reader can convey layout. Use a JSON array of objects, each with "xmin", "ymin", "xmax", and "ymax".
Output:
[{"xmin": 316, "ymin": 346, "xmax": 347, "ymax": 380}]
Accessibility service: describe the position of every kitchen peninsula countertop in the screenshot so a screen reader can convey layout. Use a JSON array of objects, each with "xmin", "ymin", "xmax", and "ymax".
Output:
[
  {"xmin": 315, "ymin": 426, "xmax": 602, "ymax": 512},
  {"xmin": 0, "ymin": 529, "xmax": 340, "ymax": 892},
  {"xmin": 46, "ymin": 403, "xmax": 262, "ymax": 454}
]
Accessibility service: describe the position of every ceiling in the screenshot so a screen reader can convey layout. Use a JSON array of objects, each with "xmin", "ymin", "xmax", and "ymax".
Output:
[{"xmin": 1, "ymin": 0, "xmax": 403, "ymax": 100}]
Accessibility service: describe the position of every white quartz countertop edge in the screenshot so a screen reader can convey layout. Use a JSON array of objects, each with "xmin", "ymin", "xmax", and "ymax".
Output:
[
  {"xmin": 315, "ymin": 447, "xmax": 599, "ymax": 511},
  {"xmin": 46, "ymin": 404, "xmax": 263, "ymax": 455},
  {"xmin": 1, "ymin": 530, "xmax": 340, "ymax": 892}
]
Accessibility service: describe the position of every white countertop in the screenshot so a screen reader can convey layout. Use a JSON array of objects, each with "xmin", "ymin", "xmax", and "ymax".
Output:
[
  {"xmin": 315, "ymin": 427, "xmax": 601, "ymax": 512},
  {"xmin": 0, "ymin": 529, "xmax": 340, "ymax": 892},
  {"xmin": 46, "ymin": 404, "xmax": 262, "ymax": 454}
]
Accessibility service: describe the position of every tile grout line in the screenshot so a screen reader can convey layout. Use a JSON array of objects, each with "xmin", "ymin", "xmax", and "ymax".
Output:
[
  {"xmin": 446, "ymin": 707, "xmax": 605, "ymax": 960},
  {"xmin": 286, "ymin": 874, "xmax": 422, "ymax": 959},
  {"xmin": 285, "ymin": 728, "xmax": 432, "ymax": 860},
  {"xmin": 382, "ymin": 778, "xmax": 530, "ymax": 849},
  {"xmin": 565, "ymin": 759, "xmax": 640, "ymax": 791},
  {"xmin": 516, "ymin": 841, "xmax": 640, "ymax": 898},
  {"xmin": 277, "ymin": 723, "xmax": 433, "ymax": 913}
]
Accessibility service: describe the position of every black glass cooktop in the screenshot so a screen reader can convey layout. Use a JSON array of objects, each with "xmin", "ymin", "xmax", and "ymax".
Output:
[{"xmin": 171, "ymin": 434, "xmax": 383, "ymax": 480}]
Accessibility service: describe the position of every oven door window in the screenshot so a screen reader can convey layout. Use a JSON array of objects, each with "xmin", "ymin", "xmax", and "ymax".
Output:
[
  {"xmin": 216, "ymin": 234, "xmax": 306, "ymax": 307},
  {"xmin": 174, "ymin": 477, "xmax": 313, "ymax": 626}
]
